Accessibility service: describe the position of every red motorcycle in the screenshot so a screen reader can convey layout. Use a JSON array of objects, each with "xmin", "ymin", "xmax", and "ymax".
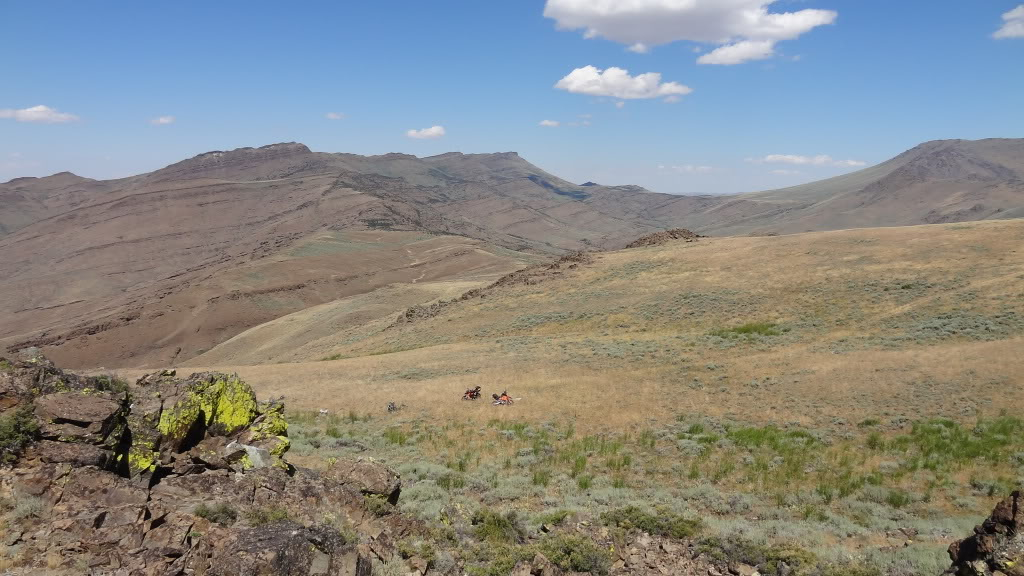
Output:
[
  {"xmin": 492, "ymin": 391, "xmax": 514, "ymax": 406},
  {"xmin": 462, "ymin": 386, "xmax": 482, "ymax": 400}
]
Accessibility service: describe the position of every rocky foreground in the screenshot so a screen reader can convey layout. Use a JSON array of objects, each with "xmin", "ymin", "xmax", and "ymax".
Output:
[
  {"xmin": 0, "ymin": 352, "xmax": 410, "ymax": 575},
  {"xmin": 1, "ymin": 351, "xmax": 1021, "ymax": 576}
]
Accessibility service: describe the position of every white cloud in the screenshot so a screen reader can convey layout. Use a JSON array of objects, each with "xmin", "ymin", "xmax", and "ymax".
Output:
[
  {"xmin": 627, "ymin": 42, "xmax": 650, "ymax": 53},
  {"xmin": 539, "ymin": 119, "xmax": 561, "ymax": 127},
  {"xmin": 698, "ymin": 40, "xmax": 775, "ymax": 65},
  {"xmin": 326, "ymin": 112, "xmax": 346, "ymax": 120},
  {"xmin": 615, "ymin": 101, "xmax": 626, "ymax": 109},
  {"xmin": 544, "ymin": 0, "xmax": 837, "ymax": 65},
  {"xmin": 994, "ymin": 5, "xmax": 1024, "ymax": 38},
  {"xmin": 0, "ymin": 105, "xmax": 79, "ymax": 124},
  {"xmin": 406, "ymin": 125, "xmax": 445, "ymax": 140},
  {"xmin": 150, "ymin": 115, "xmax": 175, "ymax": 125},
  {"xmin": 660, "ymin": 164, "xmax": 714, "ymax": 174},
  {"xmin": 555, "ymin": 66, "xmax": 692, "ymax": 101},
  {"xmin": 751, "ymin": 154, "xmax": 867, "ymax": 167}
]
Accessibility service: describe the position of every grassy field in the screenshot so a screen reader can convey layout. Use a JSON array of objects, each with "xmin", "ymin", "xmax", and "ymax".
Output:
[{"xmin": 111, "ymin": 219, "xmax": 1024, "ymax": 574}]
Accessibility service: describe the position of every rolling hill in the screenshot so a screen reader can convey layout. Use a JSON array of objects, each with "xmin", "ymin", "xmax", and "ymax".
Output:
[{"xmin": 1, "ymin": 138, "xmax": 1021, "ymax": 369}]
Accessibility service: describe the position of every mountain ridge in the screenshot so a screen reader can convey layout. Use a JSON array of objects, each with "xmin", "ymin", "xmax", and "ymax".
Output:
[{"xmin": 1, "ymin": 137, "xmax": 1021, "ymax": 368}]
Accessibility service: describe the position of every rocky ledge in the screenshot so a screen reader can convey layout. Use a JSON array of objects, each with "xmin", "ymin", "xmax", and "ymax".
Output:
[
  {"xmin": 0, "ymin": 351, "xmax": 410, "ymax": 575},
  {"xmin": 948, "ymin": 490, "xmax": 1023, "ymax": 576}
]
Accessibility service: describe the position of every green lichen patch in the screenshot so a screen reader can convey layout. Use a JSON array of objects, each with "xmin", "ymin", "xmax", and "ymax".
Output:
[
  {"xmin": 251, "ymin": 410, "xmax": 288, "ymax": 440},
  {"xmin": 157, "ymin": 373, "xmax": 257, "ymax": 446},
  {"xmin": 209, "ymin": 375, "xmax": 257, "ymax": 436}
]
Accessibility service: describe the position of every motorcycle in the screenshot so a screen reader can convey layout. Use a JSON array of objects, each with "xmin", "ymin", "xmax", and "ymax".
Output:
[
  {"xmin": 463, "ymin": 386, "xmax": 482, "ymax": 400},
  {"xmin": 491, "ymin": 391, "xmax": 514, "ymax": 406}
]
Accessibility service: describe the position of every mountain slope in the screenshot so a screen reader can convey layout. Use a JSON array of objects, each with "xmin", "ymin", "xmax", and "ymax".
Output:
[
  {"xmin": 720, "ymin": 138, "xmax": 1024, "ymax": 234},
  {"xmin": 2, "ymin": 138, "xmax": 1022, "ymax": 369}
]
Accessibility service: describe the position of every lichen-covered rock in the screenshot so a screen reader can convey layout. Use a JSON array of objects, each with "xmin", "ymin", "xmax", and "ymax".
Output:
[
  {"xmin": 157, "ymin": 372, "xmax": 257, "ymax": 451},
  {"xmin": 949, "ymin": 491, "xmax": 1024, "ymax": 576},
  {"xmin": 1, "ymin": 357, "xmax": 412, "ymax": 575}
]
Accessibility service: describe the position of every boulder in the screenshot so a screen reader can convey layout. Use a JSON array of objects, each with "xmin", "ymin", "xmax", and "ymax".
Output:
[
  {"xmin": 324, "ymin": 456, "xmax": 402, "ymax": 504},
  {"xmin": 949, "ymin": 491, "xmax": 1024, "ymax": 576},
  {"xmin": 30, "ymin": 439, "xmax": 113, "ymax": 467},
  {"xmin": 156, "ymin": 372, "xmax": 256, "ymax": 453},
  {"xmin": 34, "ymin": 391, "xmax": 125, "ymax": 443},
  {"xmin": 192, "ymin": 522, "xmax": 360, "ymax": 576}
]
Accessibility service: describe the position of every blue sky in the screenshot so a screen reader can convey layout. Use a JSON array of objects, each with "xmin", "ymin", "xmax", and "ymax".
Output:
[{"xmin": 1, "ymin": 1, "xmax": 1022, "ymax": 194}]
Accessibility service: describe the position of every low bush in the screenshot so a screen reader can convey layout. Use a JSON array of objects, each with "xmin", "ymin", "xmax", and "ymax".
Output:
[
  {"xmin": 245, "ymin": 505, "xmax": 290, "ymax": 525},
  {"xmin": 600, "ymin": 506, "xmax": 702, "ymax": 539},
  {"xmin": 538, "ymin": 534, "xmax": 612, "ymax": 576},
  {"xmin": 365, "ymin": 495, "xmax": 394, "ymax": 517},
  {"xmin": 0, "ymin": 405, "xmax": 40, "ymax": 463},
  {"xmin": 472, "ymin": 507, "xmax": 525, "ymax": 545},
  {"xmin": 193, "ymin": 502, "xmax": 238, "ymax": 526}
]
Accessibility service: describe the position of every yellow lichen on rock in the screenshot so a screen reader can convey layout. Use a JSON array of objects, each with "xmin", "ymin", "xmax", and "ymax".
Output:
[
  {"xmin": 157, "ymin": 373, "xmax": 257, "ymax": 444},
  {"xmin": 209, "ymin": 374, "xmax": 257, "ymax": 435}
]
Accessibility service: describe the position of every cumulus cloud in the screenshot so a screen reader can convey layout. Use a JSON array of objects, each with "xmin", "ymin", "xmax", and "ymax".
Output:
[
  {"xmin": 325, "ymin": 112, "xmax": 346, "ymax": 120},
  {"xmin": 994, "ymin": 5, "xmax": 1024, "ymax": 38},
  {"xmin": 406, "ymin": 125, "xmax": 445, "ymax": 140},
  {"xmin": 751, "ymin": 154, "xmax": 866, "ymax": 167},
  {"xmin": 150, "ymin": 115, "xmax": 175, "ymax": 125},
  {"xmin": 540, "ymin": 119, "xmax": 561, "ymax": 127},
  {"xmin": 556, "ymin": 66, "xmax": 691, "ymax": 102},
  {"xmin": 544, "ymin": 0, "xmax": 837, "ymax": 65},
  {"xmin": 0, "ymin": 105, "xmax": 78, "ymax": 124}
]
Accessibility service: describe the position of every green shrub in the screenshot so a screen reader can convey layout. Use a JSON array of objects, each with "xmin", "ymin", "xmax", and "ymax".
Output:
[
  {"xmin": 0, "ymin": 405, "xmax": 40, "ymax": 463},
  {"xmin": 536, "ymin": 509, "xmax": 572, "ymax": 527},
  {"xmin": 245, "ymin": 505, "xmax": 289, "ymax": 525},
  {"xmin": 885, "ymin": 489, "xmax": 913, "ymax": 509},
  {"xmin": 600, "ymin": 506, "xmax": 702, "ymax": 539},
  {"xmin": 538, "ymin": 534, "xmax": 612, "ymax": 576},
  {"xmin": 365, "ymin": 495, "xmax": 394, "ymax": 517},
  {"xmin": 193, "ymin": 502, "xmax": 238, "ymax": 525},
  {"xmin": 698, "ymin": 536, "xmax": 816, "ymax": 576},
  {"xmin": 436, "ymin": 473, "xmax": 465, "ymax": 491},
  {"xmin": 89, "ymin": 374, "xmax": 130, "ymax": 395},
  {"xmin": 576, "ymin": 474, "xmax": 593, "ymax": 490},
  {"xmin": 384, "ymin": 428, "xmax": 410, "ymax": 446},
  {"xmin": 532, "ymin": 468, "xmax": 552, "ymax": 486},
  {"xmin": 326, "ymin": 426, "xmax": 343, "ymax": 438},
  {"xmin": 472, "ymin": 507, "xmax": 525, "ymax": 545}
]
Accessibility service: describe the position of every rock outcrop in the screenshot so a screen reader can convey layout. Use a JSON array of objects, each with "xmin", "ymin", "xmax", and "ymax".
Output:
[
  {"xmin": 948, "ymin": 491, "xmax": 1024, "ymax": 576},
  {"xmin": 0, "ymin": 352, "xmax": 412, "ymax": 575},
  {"xmin": 624, "ymin": 229, "xmax": 703, "ymax": 249}
]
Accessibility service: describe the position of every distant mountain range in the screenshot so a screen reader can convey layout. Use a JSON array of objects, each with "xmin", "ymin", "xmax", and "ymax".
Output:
[{"xmin": 1, "ymin": 138, "xmax": 1021, "ymax": 368}]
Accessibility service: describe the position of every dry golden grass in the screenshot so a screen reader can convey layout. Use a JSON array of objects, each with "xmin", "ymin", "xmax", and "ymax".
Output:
[{"xmin": 127, "ymin": 219, "xmax": 1024, "ymax": 435}]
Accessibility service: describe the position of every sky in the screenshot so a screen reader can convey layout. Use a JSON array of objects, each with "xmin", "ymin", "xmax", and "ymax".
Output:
[{"xmin": 1, "ymin": 1, "xmax": 1022, "ymax": 194}]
